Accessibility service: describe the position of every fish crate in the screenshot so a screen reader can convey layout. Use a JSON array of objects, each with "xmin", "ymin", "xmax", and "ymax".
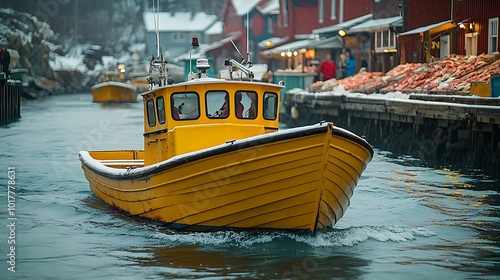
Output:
[
  {"xmin": 491, "ymin": 74, "xmax": 500, "ymax": 98},
  {"xmin": 470, "ymin": 81, "xmax": 491, "ymax": 97}
]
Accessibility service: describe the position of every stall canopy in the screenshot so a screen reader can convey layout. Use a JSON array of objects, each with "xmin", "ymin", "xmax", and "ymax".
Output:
[
  {"xmin": 349, "ymin": 16, "xmax": 402, "ymax": 33},
  {"xmin": 258, "ymin": 36, "xmax": 289, "ymax": 49},
  {"xmin": 262, "ymin": 39, "xmax": 312, "ymax": 55},
  {"xmin": 399, "ymin": 20, "xmax": 456, "ymax": 36},
  {"xmin": 313, "ymin": 14, "xmax": 372, "ymax": 35},
  {"xmin": 311, "ymin": 36, "xmax": 343, "ymax": 49},
  {"xmin": 262, "ymin": 36, "xmax": 344, "ymax": 55}
]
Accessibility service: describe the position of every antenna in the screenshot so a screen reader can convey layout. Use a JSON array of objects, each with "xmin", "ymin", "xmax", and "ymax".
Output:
[
  {"xmin": 154, "ymin": 0, "xmax": 160, "ymax": 58},
  {"xmin": 147, "ymin": 0, "xmax": 172, "ymax": 89},
  {"xmin": 246, "ymin": 12, "xmax": 252, "ymax": 66},
  {"xmin": 231, "ymin": 40, "xmax": 245, "ymax": 63},
  {"xmin": 223, "ymin": 12, "xmax": 254, "ymax": 81}
]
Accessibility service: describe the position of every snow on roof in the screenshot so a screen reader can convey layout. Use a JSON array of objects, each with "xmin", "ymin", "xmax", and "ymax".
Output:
[
  {"xmin": 260, "ymin": 0, "xmax": 280, "ymax": 15},
  {"xmin": 206, "ymin": 21, "xmax": 224, "ymax": 35},
  {"xmin": 349, "ymin": 16, "xmax": 403, "ymax": 33},
  {"xmin": 313, "ymin": 14, "xmax": 372, "ymax": 34},
  {"xmin": 399, "ymin": 20, "xmax": 454, "ymax": 36},
  {"xmin": 231, "ymin": 0, "xmax": 262, "ymax": 16},
  {"xmin": 143, "ymin": 12, "xmax": 218, "ymax": 32},
  {"xmin": 258, "ymin": 36, "xmax": 289, "ymax": 48}
]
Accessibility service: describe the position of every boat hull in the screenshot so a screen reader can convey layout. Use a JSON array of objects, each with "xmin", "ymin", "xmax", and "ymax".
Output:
[
  {"xmin": 91, "ymin": 82, "xmax": 138, "ymax": 103},
  {"xmin": 79, "ymin": 123, "xmax": 373, "ymax": 233}
]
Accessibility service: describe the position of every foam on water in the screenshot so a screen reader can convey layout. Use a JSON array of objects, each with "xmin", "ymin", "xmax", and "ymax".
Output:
[{"xmin": 150, "ymin": 225, "xmax": 436, "ymax": 248}]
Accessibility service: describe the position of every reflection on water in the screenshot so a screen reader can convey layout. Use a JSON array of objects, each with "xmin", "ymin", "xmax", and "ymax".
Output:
[{"xmin": 0, "ymin": 94, "xmax": 498, "ymax": 279}]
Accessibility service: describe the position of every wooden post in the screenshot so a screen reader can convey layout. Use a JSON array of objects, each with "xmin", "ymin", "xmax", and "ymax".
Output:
[{"xmin": 0, "ymin": 80, "xmax": 21, "ymax": 124}]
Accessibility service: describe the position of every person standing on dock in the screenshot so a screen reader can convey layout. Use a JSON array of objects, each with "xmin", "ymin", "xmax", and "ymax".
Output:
[
  {"xmin": 345, "ymin": 50, "xmax": 356, "ymax": 77},
  {"xmin": 319, "ymin": 53, "xmax": 336, "ymax": 81},
  {"xmin": 0, "ymin": 47, "xmax": 11, "ymax": 78}
]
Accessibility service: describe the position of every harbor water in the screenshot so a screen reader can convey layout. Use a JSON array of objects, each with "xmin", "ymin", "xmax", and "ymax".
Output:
[{"xmin": 0, "ymin": 93, "xmax": 498, "ymax": 279}]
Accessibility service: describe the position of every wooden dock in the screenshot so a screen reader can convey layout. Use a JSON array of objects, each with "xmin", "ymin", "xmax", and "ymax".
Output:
[
  {"xmin": 0, "ymin": 78, "xmax": 22, "ymax": 125},
  {"xmin": 281, "ymin": 91, "xmax": 500, "ymax": 175}
]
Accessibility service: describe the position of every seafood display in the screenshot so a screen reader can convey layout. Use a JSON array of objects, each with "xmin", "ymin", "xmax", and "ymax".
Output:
[
  {"xmin": 304, "ymin": 54, "xmax": 499, "ymax": 95},
  {"xmin": 382, "ymin": 53, "xmax": 499, "ymax": 93}
]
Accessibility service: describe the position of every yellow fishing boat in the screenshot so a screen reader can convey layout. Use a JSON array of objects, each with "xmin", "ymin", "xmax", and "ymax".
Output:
[
  {"xmin": 79, "ymin": 39, "xmax": 373, "ymax": 233},
  {"xmin": 91, "ymin": 70, "xmax": 138, "ymax": 103}
]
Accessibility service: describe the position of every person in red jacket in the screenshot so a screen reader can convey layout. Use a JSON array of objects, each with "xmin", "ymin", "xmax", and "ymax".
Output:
[{"xmin": 319, "ymin": 53, "xmax": 336, "ymax": 81}]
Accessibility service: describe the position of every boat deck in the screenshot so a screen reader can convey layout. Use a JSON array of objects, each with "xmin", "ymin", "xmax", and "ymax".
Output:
[{"xmin": 99, "ymin": 159, "xmax": 144, "ymax": 169}]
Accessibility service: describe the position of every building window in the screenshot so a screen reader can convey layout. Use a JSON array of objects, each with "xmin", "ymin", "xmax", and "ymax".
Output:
[
  {"xmin": 171, "ymin": 32, "xmax": 186, "ymax": 42},
  {"xmin": 331, "ymin": 0, "xmax": 336, "ymax": 20},
  {"xmin": 319, "ymin": 0, "xmax": 324, "ymax": 23},
  {"xmin": 280, "ymin": 0, "xmax": 288, "ymax": 27},
  {"xmin": 375, "ymin": 29, "xmax": 397, "ymax": 52},
  {"xmin": 489, "ymin": 17, "xmax": 498, "ymax": 53}
]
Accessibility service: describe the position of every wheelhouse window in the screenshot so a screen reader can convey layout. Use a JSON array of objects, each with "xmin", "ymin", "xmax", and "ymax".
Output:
[
  {"xmin": 156, "ymin": 96, "xmax": 166, "ymax": 124},
  {"xmin": 235, "ymin": 91, "xmax": 258, "ymax": 119},
  {"xmin": 171, "ymin": 92, "xmax": 200, "ymax": 120},
  {"xmin": 206, "ymin": 91, "xmax": 229, "ymax": 119},
  {"xmin": 146, "ymin": 99, "xmax": 156, "ymax": 127},
  {"xmin": 263, "ymin": 92, "xmax": 278, "ymax": 120}
]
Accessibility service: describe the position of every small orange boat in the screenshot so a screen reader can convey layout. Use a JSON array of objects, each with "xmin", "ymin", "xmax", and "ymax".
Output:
[{"xmin": 91, "ymin": 71, "xmax": 138, "ymax": 103}]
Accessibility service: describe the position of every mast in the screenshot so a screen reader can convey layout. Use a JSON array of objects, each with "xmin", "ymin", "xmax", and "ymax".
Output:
[{"xmin": 147, "ymin": 0, "xmax": 172, "ymax": 89}]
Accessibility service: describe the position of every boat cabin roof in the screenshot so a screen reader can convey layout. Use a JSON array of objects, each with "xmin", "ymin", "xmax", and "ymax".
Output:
[{"xmin": 141, "ymin": 77, "xmax": 284, "ymax": 135}]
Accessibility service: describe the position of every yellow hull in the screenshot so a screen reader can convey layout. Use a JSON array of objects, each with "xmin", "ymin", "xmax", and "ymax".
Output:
[
  {"xmin": 79, "ymin": 123, "xmax": 373, "ymax": 233},
  {"xmin": 91, "ymin": 82, "xmax": 138, "ymax": 103}
]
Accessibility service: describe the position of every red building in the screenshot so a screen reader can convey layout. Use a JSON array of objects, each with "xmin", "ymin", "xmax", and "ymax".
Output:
[
  {"xmin": 454, "ymin": 0, "xmax": 499, "ymax": 56},
  {"xmin": 399, "ymin": 0, "xmax": 499, "ymax": 64},
  {"xmin": 398, "ymin": 0, "xmax": 454, "ymax": 63},
  {"xmin": 264, "ymin": 0, "xmax": 371, "ymax": 73}
]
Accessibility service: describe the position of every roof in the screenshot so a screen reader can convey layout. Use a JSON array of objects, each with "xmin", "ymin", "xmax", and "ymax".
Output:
[
  {"xmin": 231, "ymin": 0, "xmax": 262, "ymax": 16},
  {"xmin": 314, "ymin": 36, "xmax": 343, "ymax": 49},
  {"xmin": 173, "ymin": 32, "xmax": 241, "ymax": 63},
  {"xmin": 262, "ymin": 39, "xmax": 312, "ymax": 55},
  {"xmin": 206, "ymin": 21, "xmax": 224, "ymax": 35},
  {"xmin": 143, "ymin": 12, "xmax": 218, "ymax": 32},
  {"xmin": 261, "ymin": 36, "xmax": 343, "ymax": 55},
  {"xmin": 260, "ymin": 0, "xmax": 279, "ymax": 15},
  {"xmin": 349, "ymin": 16, "xmax": 403, "ymax": 33},
  {"xmin": 313, "ymin": 14, "xmax": 372, "ymax": 34},
  {"xmin": 399, "ymin": 20, "xmax": 456, "ymax": 36}
]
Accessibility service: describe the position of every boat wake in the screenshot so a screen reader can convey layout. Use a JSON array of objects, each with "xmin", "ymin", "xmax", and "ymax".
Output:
[{"xmin": 150, "ymin": 225, "xmax": 436, "ymax": 248}]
